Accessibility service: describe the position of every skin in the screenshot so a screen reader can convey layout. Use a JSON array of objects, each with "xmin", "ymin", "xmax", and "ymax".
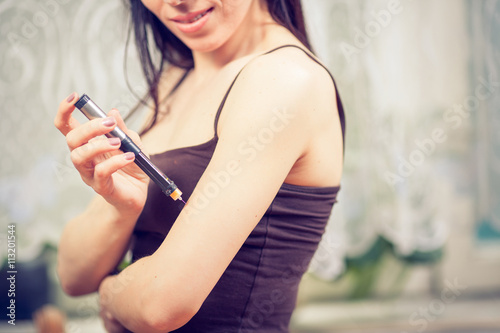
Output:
[{"xmin": 54, "ymin": 0, "xmax": 343, "ymax": 332}]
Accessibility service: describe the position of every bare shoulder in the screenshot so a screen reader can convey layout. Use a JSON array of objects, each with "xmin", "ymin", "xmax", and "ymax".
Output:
[
  {"xmin": 217, "ymin": 45, "xmax": 339, "ymax": 138},
  {"xmin": 219, "ymin": 45, "xmax": 343, "ymax": 187},
  {"xmin": 260, "ymin": 46, "xmax": 333, "ymax": 87},
  {"xmin": 241, "ymin": 47, "xmax": 335, "ymax": 110}
]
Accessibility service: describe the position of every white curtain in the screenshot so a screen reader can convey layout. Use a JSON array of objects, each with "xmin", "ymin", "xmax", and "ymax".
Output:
[{"xmin": 303, "ymin": 0, "xmax": 491, "ymax": 279}]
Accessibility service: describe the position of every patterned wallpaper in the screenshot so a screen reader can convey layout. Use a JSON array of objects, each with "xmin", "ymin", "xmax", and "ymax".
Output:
[{"xmin": 0, "ymin": 0, "xmax": 145, "ymax": 261}]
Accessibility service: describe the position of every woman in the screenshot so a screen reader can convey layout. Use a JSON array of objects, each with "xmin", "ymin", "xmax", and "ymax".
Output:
[{"xmin": 54, "ymin": 0, "xmax": 345, "ymax": 332}]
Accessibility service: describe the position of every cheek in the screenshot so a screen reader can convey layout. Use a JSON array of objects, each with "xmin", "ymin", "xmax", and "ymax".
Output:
[
  {"xmin": 140, "ymin": 1, "xmax": 177, "ymax": 35},
  {"xmin": 140, "ymin": 0, "xmax": 160, "ymax": 14},
  {"xmin": 217, "ymin": 0, "xmax": 253, "ymax": 32},
  {"xmin": 220, "ymin": 0, "xmax": 250, "ymax": 19}
]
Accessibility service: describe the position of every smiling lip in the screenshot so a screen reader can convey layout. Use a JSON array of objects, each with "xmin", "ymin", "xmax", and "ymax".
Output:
[{"xmin": 170, "ymin": 8, "xmax": 213, "ymax": 33}]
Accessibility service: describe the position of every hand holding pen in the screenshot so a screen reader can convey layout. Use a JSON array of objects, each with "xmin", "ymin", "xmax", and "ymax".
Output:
[
  {"xmin": 74, "ymin": 94, "xmax": 184, "ymax": 203},
  {"xmin": 54, "ymin": 92, "xmax": 150, "ymax": 217}
]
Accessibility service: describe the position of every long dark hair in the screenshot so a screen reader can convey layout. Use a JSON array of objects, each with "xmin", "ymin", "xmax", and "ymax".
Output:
[{"xmin": 125, "ymin": 0, "xmax": 311, "ymax": 133}]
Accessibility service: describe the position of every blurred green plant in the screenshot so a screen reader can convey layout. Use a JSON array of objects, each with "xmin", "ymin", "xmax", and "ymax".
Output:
[{"xmin": 344, "ymin": 236, "xmax": 443, "ymax": 299}]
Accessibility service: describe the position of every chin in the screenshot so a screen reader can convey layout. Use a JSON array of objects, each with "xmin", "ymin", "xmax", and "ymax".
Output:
[{"xmin": 182, "ymin": 35, "xmax": 230, "ymax": 54}]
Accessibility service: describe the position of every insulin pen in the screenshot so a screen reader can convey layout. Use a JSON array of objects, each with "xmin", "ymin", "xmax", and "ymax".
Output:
[{"xmin": 74, "ymin": 94, "xmax": 185, "ymax": 203}]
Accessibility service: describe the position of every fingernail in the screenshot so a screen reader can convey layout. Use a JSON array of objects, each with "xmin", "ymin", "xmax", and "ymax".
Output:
[
  {"xmin": 124, "ymin": 152, "xmax": 135, "ymax": 160},
  {"xmin": 102, "ymin": 117, "xmax": 116, "ymax": 127},
  {"xmin": 109, "ymin": 137, "xmax": 121, "ymax": 146},
  {"xmin": 66, "ymin": 92, "xmax": 76, "ymax": 103}
]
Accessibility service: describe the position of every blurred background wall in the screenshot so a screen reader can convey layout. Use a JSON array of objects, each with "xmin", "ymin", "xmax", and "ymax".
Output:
[{"xmin": 0, "ymin": 0, "xmax": 499, "ymax": 332}]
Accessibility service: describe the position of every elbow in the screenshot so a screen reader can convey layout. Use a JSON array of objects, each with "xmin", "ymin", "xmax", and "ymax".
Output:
[
  {"xmin": 57, "ymin": 261, "xmax": 98, "ymax": 297},
  {"xmin": 58, "ymin": 272, "xmax": 90, "ymax": 297},
  {"xmin": 141, "ymin": 294, "xmax": 199, "ymax": 332},
  {"xmin": 60, "ymin": 281, "xmax": 86, "ymax": 297},
  {"xmin": 59, "ymin": 278, "xmax": 92, "ymax": 297},
  {"xmin": 144, "ymin": 309, "xmax": 195, "ymax": 332}
]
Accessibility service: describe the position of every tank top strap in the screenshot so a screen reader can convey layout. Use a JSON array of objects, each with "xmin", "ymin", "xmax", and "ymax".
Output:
[
  {"xmin": 213, "ymin": 45, "xmax": 299, "ymax": 136},
  {"xmin": 212, "ymin": 44, "xmax": 345, "ymax": 149},
  {"xmin": 212, "ymin": 70, "xmax": 244, "ymax": 136}
]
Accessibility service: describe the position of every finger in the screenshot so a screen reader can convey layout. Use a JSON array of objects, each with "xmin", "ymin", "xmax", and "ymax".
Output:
[
  {"xmin": 66, "ymin": 116, "xmax": 118, "ymax": 151},
  {"xmin": 70, "ymin": 137, "xmax": 122, "ymax": 176},
  {"xmin": 54, "ymin": 92, "xmax": 81, "ymax": 136},
  {"xmin": 93, "ymin": 152, "xmax": 136, "ymax": 195},
  {"xmin": 108, "ymin": 109, "xmax": 128, "ymax": 132},
  {"xmin": 108, "ymin": 109, "xmax": 144, "ymax": 150}
]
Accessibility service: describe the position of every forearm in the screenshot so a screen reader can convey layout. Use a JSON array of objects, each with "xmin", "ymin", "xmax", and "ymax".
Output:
[{"xmin": 57, "ymin": 196, "xmax": 140, "ymax": 296}]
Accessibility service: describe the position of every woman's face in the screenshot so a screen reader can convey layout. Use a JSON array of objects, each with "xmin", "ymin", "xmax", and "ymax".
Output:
[{"xmin": 141, "ymin": 0, "xmax": 261, "ymax": 53}]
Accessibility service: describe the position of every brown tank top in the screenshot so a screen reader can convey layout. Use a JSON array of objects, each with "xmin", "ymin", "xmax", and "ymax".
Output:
[{"xmin": 132, "ymin": 45, "xmax": 345, "ymax": 332}]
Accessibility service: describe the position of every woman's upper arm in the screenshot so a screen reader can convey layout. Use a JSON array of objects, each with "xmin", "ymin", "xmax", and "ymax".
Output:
[{"xmin": 143, "ymin": 55, "xmax": 327, "ymax": 314}]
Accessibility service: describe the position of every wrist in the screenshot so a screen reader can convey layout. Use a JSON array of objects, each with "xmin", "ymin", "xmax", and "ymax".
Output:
[
  {"xmin": 105, "ymin": 199, "xmax": 144, "ymax": 225},
  {"xmin": 99, "ymin": 275, "xmax": 117, "ymax": 317}
]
